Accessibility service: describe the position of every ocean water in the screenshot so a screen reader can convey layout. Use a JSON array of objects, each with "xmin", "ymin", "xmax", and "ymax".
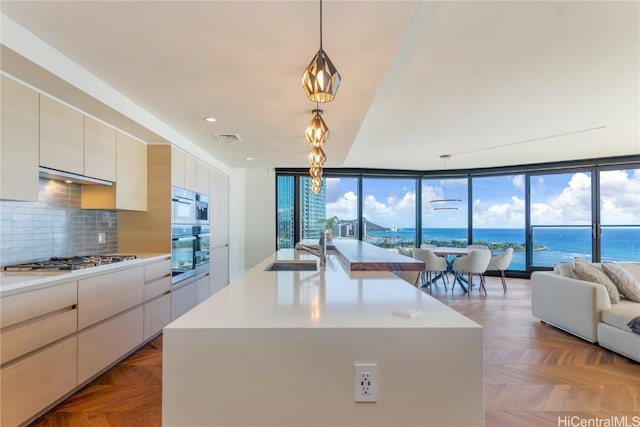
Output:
[{"xmin": 365, "ymin": 227, "xmax": 640, "ymax": 270}]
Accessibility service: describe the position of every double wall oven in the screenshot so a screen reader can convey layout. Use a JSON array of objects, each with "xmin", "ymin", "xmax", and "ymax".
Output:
[{"xmin": 171, "ymin": 186, "xmax": 211, "ymax": 284}]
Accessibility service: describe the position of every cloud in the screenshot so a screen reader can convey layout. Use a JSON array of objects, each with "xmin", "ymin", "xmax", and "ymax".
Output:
[
  {"xmin": 512, "ymin": 175, "xmax": 525, "ymax": 190},
  {"xmin": 326, "ymin": 191, "xmax": 357, "ymax": 221},
  {"xmin": 473, "ymin": 195, "xmax": 525, "ymax": 228},
  {"xmin": 363, "ymin": 191, "xmax": 416, "ymax": 228}
]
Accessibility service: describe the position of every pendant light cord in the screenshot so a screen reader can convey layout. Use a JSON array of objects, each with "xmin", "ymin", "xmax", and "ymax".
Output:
[{"xmin": 319, "ymin": 0, "xmax": 323, "ymax": 51}]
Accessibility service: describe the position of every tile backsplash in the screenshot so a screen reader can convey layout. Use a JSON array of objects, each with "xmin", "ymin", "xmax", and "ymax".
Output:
[{"xmin": 0, "ymin": 179, "xmax": 118, "ymax": 267}]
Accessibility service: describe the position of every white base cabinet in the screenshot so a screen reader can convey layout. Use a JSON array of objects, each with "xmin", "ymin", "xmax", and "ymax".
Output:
[
  {"xmin": 0, "ymin": 337, "xmax": 77, "ymax": 427},
  {"xmin": 195, "ymin": 273, "xmax": 210, "ymax": 305},
  {"xmin": 144, "ymin": 294, "xmax": 171, "ymax": 341},
  {"xmin": 171, "ymin": 278, "xmax": 196, "ymax": 320},
  {"xmin": 77, "ymin": 307, "xmax": 143, "ymax": 384}
]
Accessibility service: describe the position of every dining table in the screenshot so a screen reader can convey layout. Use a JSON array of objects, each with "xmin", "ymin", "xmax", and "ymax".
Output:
[{"xmin": 429, "ymin": 247, "xmax": 472, "ymax": 293}]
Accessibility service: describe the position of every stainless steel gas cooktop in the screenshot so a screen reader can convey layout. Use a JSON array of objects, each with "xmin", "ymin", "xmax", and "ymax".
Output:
[{"xmin": 3, "ymin": 255, "xmax": 137, "ymax": 272}]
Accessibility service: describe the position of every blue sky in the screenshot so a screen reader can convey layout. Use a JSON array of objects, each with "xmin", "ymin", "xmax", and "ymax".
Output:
[{"xmin": 325, "ymin": 169, "xmax": 640, "ymax": 229}]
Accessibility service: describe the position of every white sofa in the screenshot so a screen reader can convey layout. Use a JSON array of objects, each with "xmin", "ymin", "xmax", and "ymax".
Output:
[{"xmin": 531, "ymin": 262, "xmax": 640, "ymax": 362}]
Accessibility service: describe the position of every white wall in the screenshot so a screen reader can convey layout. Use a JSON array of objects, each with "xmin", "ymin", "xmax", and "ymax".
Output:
[{"xmin": 243, "ymin": 167, "xmax": 276, "ymax": 271}]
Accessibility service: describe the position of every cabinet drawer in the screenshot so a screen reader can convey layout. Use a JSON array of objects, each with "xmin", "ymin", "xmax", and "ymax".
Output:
[
  {"xmin": 78, "ymin": 267, "xmax": 144, "ymax": 329},
  {"xmin": 144, "ymin": 276, "xmax": 171, "ymax": 301},
  {"xmin": 195, "ymin": 274, "xmax": 210, "ymax": 305},
  {"xmin": 1, "ymin": 308, "xmax": 77, "ymax": 365},
  {"xmin": 144, "ymin": 294, "xmax": 170, "ymax": 341},
  {"xmin": 1, "ymin": 281, "xmax": 77, "ymax": 328},
  {"xmin": 77, "ymin": 307, "xmax": 143, "ymax": 385},
  {"xmin": 171, "ymin": 281, "xmax": 196, "ymax": 321},
  {"xmin": 144, "ymin": 259, "xmax": 171, "ymax": 282},
  {"xmin": 0, "ymin": 336, "xmax": 77, "ymax": 427}
]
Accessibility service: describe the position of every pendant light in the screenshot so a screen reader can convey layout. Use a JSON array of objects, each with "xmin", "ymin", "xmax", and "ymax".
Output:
[
  {"xmin": 301, "ymin": 0, "xmax": 341, "ymax": 103},
  {"xmin": 305, "ymin": 108, "xmax": 329, "ymax": 147},
  {"xmin": 430, "ymin": 154, "xmax": 462, "ymax": 211},
  {"xmin": 311, "ymin": 176, "xmax": 323, "ymax": 194},
  {"xmin": 308, "ymin": 146, "xmax": 326, "ymax": 167}
]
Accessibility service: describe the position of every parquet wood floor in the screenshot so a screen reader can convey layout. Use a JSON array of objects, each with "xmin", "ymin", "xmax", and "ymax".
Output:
[{"xmin": 30, "ymin": 276, "xmax": 639, "ymax": 426}]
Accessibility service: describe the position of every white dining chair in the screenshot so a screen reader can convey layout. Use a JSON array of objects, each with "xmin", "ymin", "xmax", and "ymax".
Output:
[
  {"xmin": 466, "ymin": 244, "xmax": 490, "ymax": 251},
  {"xmin": 397, "ymin": 246, "xmax": 412, "ymax": 257},
  {"xmin": 452, "ymin": 249, "xmax": 492, "ymax": 295},
  {"xmin": 487, "ymin": 247, "xmax": 514, "ymax": 293},
  {"xmin": 411, "ymin": 248, "xmax": 448, "ymax": 292}
]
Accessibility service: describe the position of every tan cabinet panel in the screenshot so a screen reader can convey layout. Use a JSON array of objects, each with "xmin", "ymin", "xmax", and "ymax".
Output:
[
  {"xmin": 40, "ymin": 95, "xmax": 84, "ymax": 174},
  {"xmin": 0, "ymin": 76, "xmax": 39, "ymax": 201},
  {"xmin": 78, "ymin": 267, "xmax": 144, "ymax": 329},
  {"xmin": 144, "ymin": 294, "xmax": 170, "ymax": 341},
  {"xmin": 77, "ymin": 307, "xmax": 143, "ymax": 384},
  {"xmin": 84, "ymin": 116, "xmax": 116, "ymax": 181},
  {"xmin": 0, "ymin": 337, "xmax": 77, "ymax": 427}
]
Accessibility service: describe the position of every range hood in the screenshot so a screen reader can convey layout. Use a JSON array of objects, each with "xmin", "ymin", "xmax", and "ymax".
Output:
[{"xmin": 39, "ymin": 167, "xmax": 113, "ymax": 186}]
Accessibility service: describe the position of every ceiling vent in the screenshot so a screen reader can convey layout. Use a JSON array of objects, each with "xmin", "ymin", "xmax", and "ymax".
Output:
[{"xmin": 215, "ymin": 134, "xmax": 242, "ymax": 143}]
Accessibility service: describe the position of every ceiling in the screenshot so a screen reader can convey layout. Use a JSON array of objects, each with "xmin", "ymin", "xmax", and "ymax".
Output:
[{"xmin": 1, "ymin": 1, "xmax": 638, "ymax": 171}]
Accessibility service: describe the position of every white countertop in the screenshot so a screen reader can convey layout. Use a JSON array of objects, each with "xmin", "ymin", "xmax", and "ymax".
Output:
[
  {"xmin": 166, "ymin": 248, "xmax": 479, "ymax": 330},
  {"xmin": 0, "ymin": 253, "xmax": 170, "ymax": 297}
]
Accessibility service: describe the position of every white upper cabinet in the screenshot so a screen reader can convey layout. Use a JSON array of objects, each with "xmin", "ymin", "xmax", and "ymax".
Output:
[
  {"xmin": 0, "ymin": 75, "xmax": 39, "ymax": 201},
  {"xmin": 81, "ymin": 131, "xmax": 147, "ymax": 211},
  {"xmin": 84, "ymin": 116, "xmax": 116, "ymax": 181},
  {"xmin": 171, "ymin": 146, "xmax": 185, "ymax": 188},
  {"xmin": 195, "ymin": 159, "xmax": 210, "ymax": 194},
  {"xmin": 39, "ymin": 95, "xmax": 84, "ymax": 174}
]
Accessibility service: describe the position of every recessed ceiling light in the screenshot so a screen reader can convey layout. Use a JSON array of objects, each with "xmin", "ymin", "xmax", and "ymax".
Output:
[
  {"xmin": 204, "ymin": 117, "xmax": 217, "ymax": 123},
  {"xmin": 245, "ymin": 157, "xmax": 253, "ymax": 161}
]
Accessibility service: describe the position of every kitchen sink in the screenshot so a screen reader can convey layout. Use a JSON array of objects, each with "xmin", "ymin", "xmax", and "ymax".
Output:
[{"xmin": 264, "ymin": 260, "xmax": 318, "ymax": 272}]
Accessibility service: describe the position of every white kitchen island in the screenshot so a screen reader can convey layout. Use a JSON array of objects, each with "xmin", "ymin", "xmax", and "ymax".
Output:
[{"xmin": 163, "ymin": 247, "xmax": 483, "ymax": 427}]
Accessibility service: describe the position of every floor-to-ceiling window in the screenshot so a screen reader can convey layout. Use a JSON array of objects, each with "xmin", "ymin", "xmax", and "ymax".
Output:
[
  {"xmin": 362, "ymin": 177, "xmax": 417, "ymax": 248},
  {"xmin": 471, "ymin": 174, "xmax": 526, "ymax": 271},
  {"xmin": 529, "ymin": 171, "xmax": 593, "ymax": 267},
  {"xmin": 276, "ymin": 175, "xmax": 295, "ymax": 249},
  {"xmin": 599, "ymin": 167, "xmax": 640, "ymax": 262},
  {"xmin": 276, "ymin": 157, "xmax": 639, "ymax": 273},
  {"xmin": 421, "ymin": 177, "xmax": 469, "ymax": 247},
  {"xmin": 324, "ymin": 177, "xmax": 359, "ymax": 240}
]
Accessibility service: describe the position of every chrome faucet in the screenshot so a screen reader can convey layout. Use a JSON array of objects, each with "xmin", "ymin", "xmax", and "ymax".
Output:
[{"xmin": 318, "ymin": 231, "xmax": 327, "ymax": 266}]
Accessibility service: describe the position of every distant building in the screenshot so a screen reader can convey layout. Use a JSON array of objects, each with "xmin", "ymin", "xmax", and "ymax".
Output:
[{"xmin": 300, "ymin": 177, "xmax": 326, "ymax": 241}]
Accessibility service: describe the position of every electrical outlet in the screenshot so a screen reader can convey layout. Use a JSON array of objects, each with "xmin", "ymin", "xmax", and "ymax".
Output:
[{"xmin": 354, "ymin": 363, "xmax": 377, "ymax": 402}]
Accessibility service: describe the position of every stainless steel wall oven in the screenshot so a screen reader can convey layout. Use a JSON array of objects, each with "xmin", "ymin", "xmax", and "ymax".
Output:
[
  {"xmin": 195, "ymin": 193, "xmax": 209, "ymax": 225},
  {"xmin": 171, "ymin": 226, "xmax": 196, "ymax": 284},
  {"xmin": 193, "ymin": 225, "xmax": 210, "ymax": 275},
  {"xmin": 172, "ymin": 187, "xmax": 195, "ymax": 225}
]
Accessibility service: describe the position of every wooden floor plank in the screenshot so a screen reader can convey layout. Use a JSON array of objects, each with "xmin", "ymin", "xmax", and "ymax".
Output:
[{"xmin": 30, "ymin": 276, "xmax": 640, "ymax": 426}]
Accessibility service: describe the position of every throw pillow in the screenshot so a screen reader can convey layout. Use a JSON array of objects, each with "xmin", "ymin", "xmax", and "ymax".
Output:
[
  {"xmin": 571, "ymin": 262, "xmax": 620, "ymax": 304},
  {"xmin": 602, "ymin": 263, "xmax": 640, "ymax": 303},
  {"xmin": 554, "ymin": 262, "xmax": 573, "ymax": 278}
]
